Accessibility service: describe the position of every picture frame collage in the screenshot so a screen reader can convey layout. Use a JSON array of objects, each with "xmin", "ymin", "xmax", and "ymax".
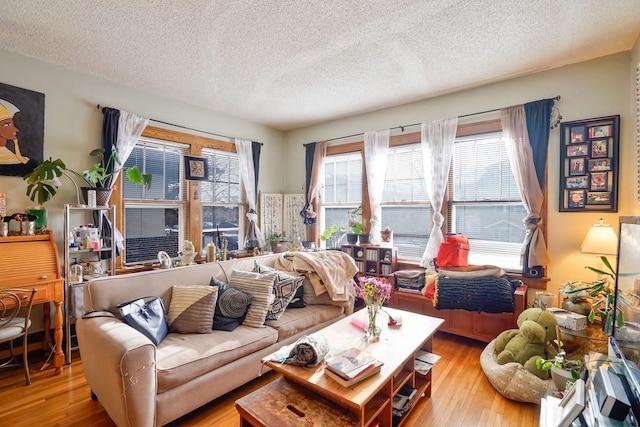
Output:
[{"xmin": 559, "ymin": 115, "xmax": 620, "ymax": 212}]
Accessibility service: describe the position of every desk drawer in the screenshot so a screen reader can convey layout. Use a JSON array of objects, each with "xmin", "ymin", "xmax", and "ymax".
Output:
[{"xmin": 1, "ymin": 280, "xmax": 63, "ymax": 305}]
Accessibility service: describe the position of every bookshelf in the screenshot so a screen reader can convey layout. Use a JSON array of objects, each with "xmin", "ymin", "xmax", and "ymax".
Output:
[{"xmin": 341, "ymin": 245, "xmax": 397, "ymax": 278}]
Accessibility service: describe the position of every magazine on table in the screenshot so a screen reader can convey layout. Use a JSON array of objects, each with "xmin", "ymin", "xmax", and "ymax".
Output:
[
  {"xmin": 325, "ymin": 348, "xmax": 377, "ymax": 379},
  {"xmin": 414, "ymin": 350, "xmax": 441, "ymax": 376}
]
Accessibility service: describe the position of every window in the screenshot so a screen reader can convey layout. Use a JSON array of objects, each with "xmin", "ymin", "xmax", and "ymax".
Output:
[
  {"xmin": 122, "ymin": 138, "xmax": 188, "ymax": 263},
  {"xmin": 200, "ymin": 147, "xmax": 242, "ymax": 251},
  {"xmin": 320, "ymin": 152, "xmax": 362, "ymax": 243},
  {"xmin": 449, "ymin": 132, "xmax": 525, "ymax": 270},
  {"xmin": 319, "ymin": 124, "xmax": 530, "ymax": 271},
  {"xmin": 381, "ymin": 144, "xmax": 430, "ymax": 259}
]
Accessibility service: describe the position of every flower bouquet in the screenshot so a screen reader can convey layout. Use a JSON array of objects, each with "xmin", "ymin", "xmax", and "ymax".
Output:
[{"xmin": 353, "ymin": 276, "xmax": 391, "ymax": 340}]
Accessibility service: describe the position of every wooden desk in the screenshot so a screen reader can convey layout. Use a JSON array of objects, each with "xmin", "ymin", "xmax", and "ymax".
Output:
[{"xmin": 0, "ymin": 231, "xmax": 65, "ymax": 374}]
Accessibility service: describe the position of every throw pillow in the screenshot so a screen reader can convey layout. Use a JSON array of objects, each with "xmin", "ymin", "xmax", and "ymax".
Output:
[
  {"xmin": 253, "ymin": 262, "xmax": 305, "ymax": 318},
  {"xmin": 209, "ymin": 277, "xmax": 252, "ymax": 331},
  {"xmin": 167, "ymin": 285, "xmax": 218, "ymax": 334},
  {"xmin": 229, "ymin": 270, "xmax": 276, "ymax": 328},
  {"xmin": 287, "ymin": 286, "xmax": 306, "ymax": 308}
]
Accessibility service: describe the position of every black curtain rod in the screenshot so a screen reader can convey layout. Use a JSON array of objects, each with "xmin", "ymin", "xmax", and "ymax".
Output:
[
  {"xmin": 96, "ymin": 104, "xmax": 263, "ymax": 145},
  {"xmin": 304, "ymin": 95, "xmax": 561, "ymax": 146}
]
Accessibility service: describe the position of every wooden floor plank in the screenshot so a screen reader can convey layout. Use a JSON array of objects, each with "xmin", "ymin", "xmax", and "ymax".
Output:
[{"xmin": 0, "ymin": 332, "xmax": 540, "ymax": 426}]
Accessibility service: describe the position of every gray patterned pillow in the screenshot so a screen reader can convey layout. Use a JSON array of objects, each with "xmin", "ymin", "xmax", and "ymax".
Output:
[
  {"xmin": 209, "ymin": 278, "xmax": 252, "ymax": 331},
  {"xmin": 229, "ymin": 270, "xmax": 276, "ymax": 328},
  {"xmin": 253, "ymin": 262, "xmax": 305, "ymax": 319}
]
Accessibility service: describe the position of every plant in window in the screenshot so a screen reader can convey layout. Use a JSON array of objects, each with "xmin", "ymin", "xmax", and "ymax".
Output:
[
  {"xmin": 320, "ymin": 224, "xmax": 347, "ymax": 249},
  {"xmin": 24, "ymin": 146, "xmax": 151, "ymax": 204}
]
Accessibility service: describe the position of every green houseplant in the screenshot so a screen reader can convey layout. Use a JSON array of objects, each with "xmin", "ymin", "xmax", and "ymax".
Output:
[
  {"xmin": 347, "ymin": 205, "xmax": 366, "ymax": 244},
  {"xmin": 535, "ymin": 337, "xmax": 584, "ymax": 390},
  {"xmin": 560, "ymin": 256, "xmax": 624, "ymax": 336},
  {"xmin": 24, "ymin": 146, "xmax": 151, "ymax": 205},
  {"xmin": 320, "ymin": 224, "xmax": 346, "ymax": 249}
]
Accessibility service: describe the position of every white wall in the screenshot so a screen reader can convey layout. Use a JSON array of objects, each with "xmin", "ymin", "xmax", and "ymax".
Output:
[
  {"xmin": 285, "ymin": 51, "xmax": 638, "ymax": 300},
  {"xmin": 0, "ymin": 48, "xmax": 287, "ymax": 239}
]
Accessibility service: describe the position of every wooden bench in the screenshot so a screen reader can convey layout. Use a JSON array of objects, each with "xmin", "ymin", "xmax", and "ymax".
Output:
[{"xmin": 236, "ymin": 377, "xmax": 358, "ymax": 427}]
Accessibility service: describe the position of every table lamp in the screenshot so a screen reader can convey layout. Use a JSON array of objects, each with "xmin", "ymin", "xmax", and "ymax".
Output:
[
  {"xmin": 580, "ymin": 218, "xmax": 617, "ymax": 275},
  {"xmin": 581, "ymin": 218, "xmax": 618, "ymax": 255}
]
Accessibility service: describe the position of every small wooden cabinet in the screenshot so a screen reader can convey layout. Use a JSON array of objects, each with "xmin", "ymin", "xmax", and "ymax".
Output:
[
  {"xmin": 341, "ymin": 245, "xmax": 397, "ymax": 277},
  {"xmin": 0, "ymin": 231, "xmax": 64, "ymax": 374}
]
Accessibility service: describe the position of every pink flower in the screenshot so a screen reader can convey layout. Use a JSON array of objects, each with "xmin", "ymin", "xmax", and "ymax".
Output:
[{"xmin": 353, "ymin": 276, "xmax": 391, "ymax": 307}]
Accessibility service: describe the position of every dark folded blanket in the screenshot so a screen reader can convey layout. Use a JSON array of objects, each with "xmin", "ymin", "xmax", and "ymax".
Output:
[{"xmin": 434, "ymin": 276, "xmax": 517, "ymax": 313}]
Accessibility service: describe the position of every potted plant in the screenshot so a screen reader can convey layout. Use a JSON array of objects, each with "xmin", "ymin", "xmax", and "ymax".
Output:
[
  {"xmin": 267, "ymin": 231, "xmax": 289, "ymax": 253},
  {"xmin": 24, "ymin": 146, "xmax": 151, "ymax": 205},
  {"xmin": 320, "ymin": 224, "xmax": 346, "ymax": 249},
  {"xmin": 561, "ymin": 256, "xmax": 624, "ymax": 335},
  {"xmin": 535, "ymin": 336, "xmax": 584, "ymax": 391},
  {"xmin": 347, "ymin": 205, "xmax": 366, "ymax": 244}
]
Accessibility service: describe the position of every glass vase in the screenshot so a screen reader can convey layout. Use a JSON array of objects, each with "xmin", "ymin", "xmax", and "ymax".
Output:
[{"xmin": 366, "ymin": 304, "xmax": 381, "ymax": 342}]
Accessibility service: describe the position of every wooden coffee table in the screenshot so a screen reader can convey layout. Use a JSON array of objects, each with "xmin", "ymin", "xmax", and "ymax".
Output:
[{"xmin": 236, "ymin": 308, "xmax": 443, "ymax": 427}]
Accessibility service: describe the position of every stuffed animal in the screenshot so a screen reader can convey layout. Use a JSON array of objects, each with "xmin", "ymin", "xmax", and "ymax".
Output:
[{"xmin": 494, "ymin": 307, "xmax": 557, "ymax": 379}]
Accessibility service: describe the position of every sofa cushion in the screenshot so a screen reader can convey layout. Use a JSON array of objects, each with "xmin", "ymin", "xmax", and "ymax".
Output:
[
  {"xmin": 156, "ymin": 326, "xmax": 278, "ymax": 393},
  {"xmin": 209, "ymin": 278, "xmax": 252, "ymax": 331},
  {"xmin": 265, "ymin": 304, "xmax": 344, "ymax": 342},
  {"xmin": 167, "ymin": 285, "xmax": 218, "ymax": 334},
  {"xmin": 229, "ymin": 270, "xmax": 276, "ymax": 327},
  {"xmin": 253, "ymin": 262, "xmax": 304, "ymax": 320}
]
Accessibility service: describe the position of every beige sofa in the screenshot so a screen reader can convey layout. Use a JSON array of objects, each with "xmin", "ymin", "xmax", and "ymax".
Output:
[{"xmin": 77, "ymin": 254, "xmax": 353, "ymax": 427}]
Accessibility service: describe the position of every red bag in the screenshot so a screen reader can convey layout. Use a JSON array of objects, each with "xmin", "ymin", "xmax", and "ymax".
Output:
[{"xmin": 436, "ymin": 234, "xmax": 469, "ymax": 268}]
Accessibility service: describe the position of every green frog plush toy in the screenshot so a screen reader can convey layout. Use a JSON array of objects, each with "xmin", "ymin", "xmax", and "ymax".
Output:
[{"xmin": 494, "ymin": 307, "xmax": 558, "ymax": 379}]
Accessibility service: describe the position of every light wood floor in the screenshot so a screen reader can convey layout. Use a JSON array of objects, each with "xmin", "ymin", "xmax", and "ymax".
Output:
[{"xmin": 0, "ymin": 332, "xmax": 540, "ymax": 427}]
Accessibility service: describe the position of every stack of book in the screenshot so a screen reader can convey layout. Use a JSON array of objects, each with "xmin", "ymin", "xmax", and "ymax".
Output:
[
  {"xmin": 392, "ymin": 385, "xmax": 418, "ymax": 422},
  {"xmin": 324, "ymin": 348, "xmax": 383, "ymax": 387}
]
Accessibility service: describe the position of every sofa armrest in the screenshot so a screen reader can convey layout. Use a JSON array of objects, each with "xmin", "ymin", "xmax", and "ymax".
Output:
[
  {"xmin": 513, "ymin": 284, "xmax": 528, "ymax": 318},
  {"xmin": 77, "ymin": 315, "xmax": 157, "ymax": 427}
]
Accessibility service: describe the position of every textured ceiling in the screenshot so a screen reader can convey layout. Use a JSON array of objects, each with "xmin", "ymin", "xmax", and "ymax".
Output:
[{"xmin": 0, "ymin": 1, "xmax": 639, "ymax": 131}]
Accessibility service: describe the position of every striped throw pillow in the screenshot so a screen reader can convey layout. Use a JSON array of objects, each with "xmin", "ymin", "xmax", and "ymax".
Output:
[{"xmin": 229, "ymin": 270, "xmax": 276, "ymax": 328}]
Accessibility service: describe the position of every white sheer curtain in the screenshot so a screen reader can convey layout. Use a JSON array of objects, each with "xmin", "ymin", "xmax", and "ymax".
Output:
[
  {"xmin": 364, "ymin": 129, "xmax": 389, "ymax": 245},
  {"xmin": 420, "ymin": 117, "xmax": 458, "ymax": 268},
  {"xmin": 235, "ymin": 138, "xmax": 265, "ymax": 247},
  {"xmin": 112, "ymin": 111, "xmax": 149, "ymax": 184},
  {"xmin": 500, "ymin": 105, "xmax": 550, "ymax": 268}
]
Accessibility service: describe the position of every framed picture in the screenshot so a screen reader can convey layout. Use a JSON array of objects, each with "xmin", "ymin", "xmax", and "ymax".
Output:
[
  {"xmin": 590, "ymin": 139, "xmax": 608, "ymax": 158},
  {"xmin": 569, "ymin": 157, "xmax": 586, "ymax": 175},
  {"xmin": 184, "ymin": 155, "xmax": 209, "ymax": 181},
  {"xmin": 567, "ymin": 144, "xmax": 587, "ymax": 157},
  {"xmin": 556, "ymin": 379, "xmax": 586, "ymax": 427},
  {"xmin": 588, "ymin": 158, "xmax": 611, "ymax": 171},
  {"xmin": 560, "ymin": 115, "xmax": 619, "ymax": 212},
  {"xmin": 566, "ymin": 176, "xmax": 588, "ymax": 189},
  {"xmin": 569, "ymin": 125, "xmax": 586, "ymax": 143},
  {"xmin": 568, "ymin": 190, "xmax": 585, "ymax": 208}
]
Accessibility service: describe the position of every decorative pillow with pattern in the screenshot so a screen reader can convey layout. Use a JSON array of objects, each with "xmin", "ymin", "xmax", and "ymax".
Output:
[
  {"xmin": 167, "ymin": 285, "xmax": 218, "ymax": 334},
  {"xmin": 229, "ymin": 270, "xmax": 277, "ymax": 327},
  {"xmin": 253, "ymin": 262, "xmax": 305, "ymax": 319},
  {"xmin": 209, "ymin": 277, "xmax": 252, "ymax": 331}
]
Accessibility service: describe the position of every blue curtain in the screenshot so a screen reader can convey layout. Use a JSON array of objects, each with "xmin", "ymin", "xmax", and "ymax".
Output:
[
  {"xmin": 300, "ymin": 142, "xmax": 316, "ymax": 224},
  {"xmin": 101, "ymin": 107, "xmax": 120, "ymax": 179},
  {"xmin": 521, "ymin": 98, "xmax": 553, "ymax": 277},
  {"xmin": 524, "ymin": 99, "xmax": 553, "ymax": 187},
  {"xmin": 251, "ymin": 141, "xmax": 261, "ymax": 205}
]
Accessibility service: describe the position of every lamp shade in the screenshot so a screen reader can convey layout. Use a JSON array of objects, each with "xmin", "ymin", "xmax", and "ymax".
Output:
[{"xmin": 580, "ymin": 218, "xmax": 618, "ymax": 255}]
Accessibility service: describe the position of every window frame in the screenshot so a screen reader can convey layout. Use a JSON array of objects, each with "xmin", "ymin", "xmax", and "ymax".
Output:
[
  {"xmin": 318, "ymin": 119, "xmax": 548, "ymax": 271},
  {"xmin": 111, "ymin": 126, "xmax": 242, "ymax": 270}
]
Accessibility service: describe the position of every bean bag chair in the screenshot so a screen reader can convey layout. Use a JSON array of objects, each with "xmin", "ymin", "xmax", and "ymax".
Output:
[{"xmin": 480, "ymin": 338, "xmax": 555, "ymax": 403}]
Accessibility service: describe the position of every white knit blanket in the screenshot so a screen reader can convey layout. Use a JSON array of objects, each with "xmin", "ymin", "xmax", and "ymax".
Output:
[{"xmin": 275, "ymin": 251, "xmax": 358, "ymax": 302}]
